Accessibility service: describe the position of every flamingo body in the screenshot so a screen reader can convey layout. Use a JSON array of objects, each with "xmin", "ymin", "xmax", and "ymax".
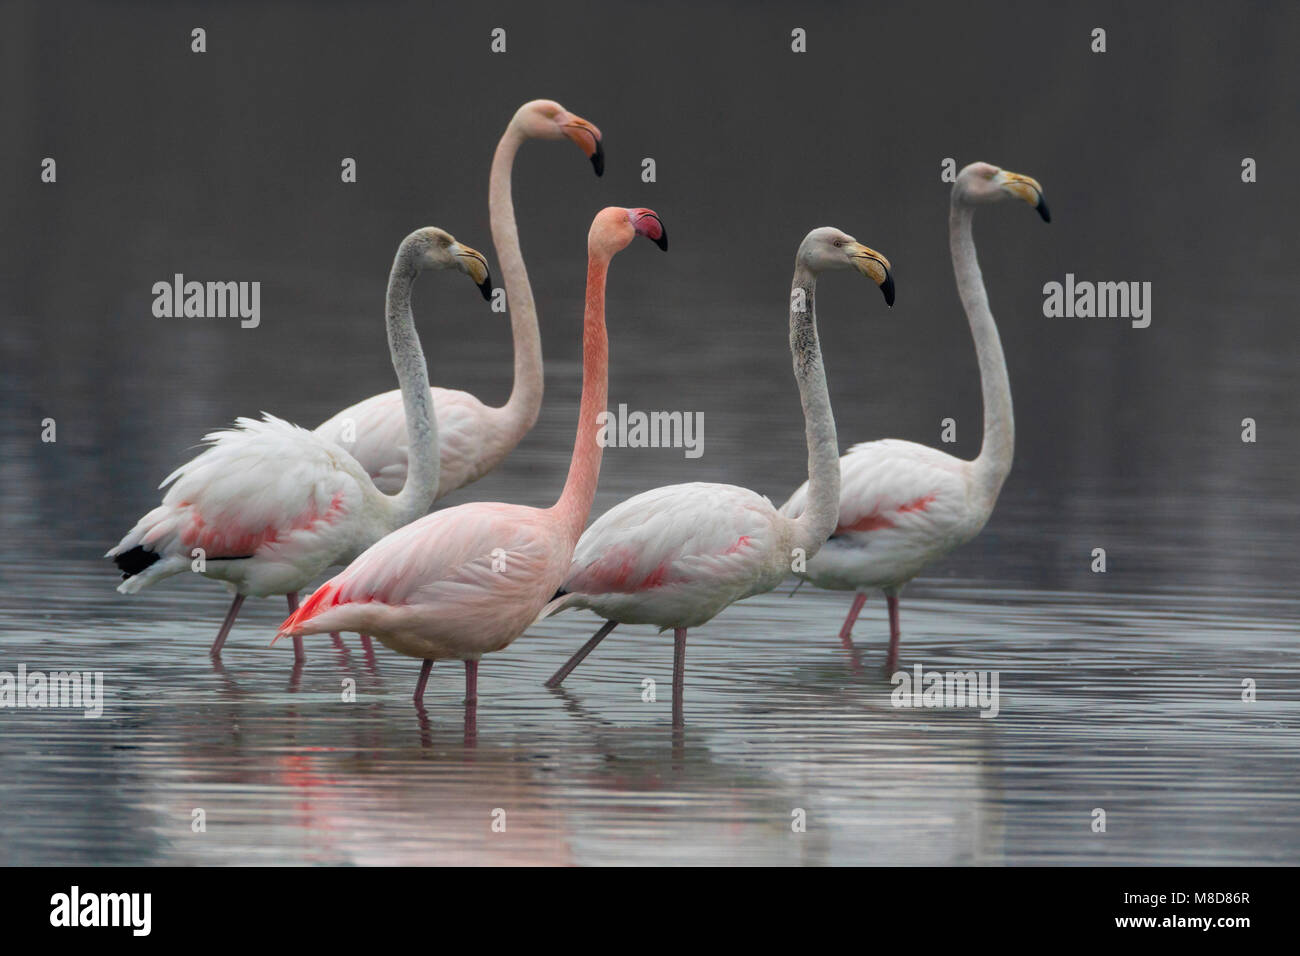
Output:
[
  {"xmin": 281, "ymin": 501, "xmax": 571, "ymax": 660},
  {"xmin": 548, "ymin": 483, "xmax": 791, "ymax": 630},
  {"xmin": 780, "ymin": 439, "xmax": 981, "ymax": 593},
  {"xmin": 315, "ymin": 387, "xmax": 506, "ymax": 497},
  {"xmin": 109, "ymin": 414, "xmax": 385, "ymax": 598}
]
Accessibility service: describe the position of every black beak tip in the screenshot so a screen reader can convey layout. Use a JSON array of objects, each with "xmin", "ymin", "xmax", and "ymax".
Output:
[
  {"xmin": 591, "ymin": 141, "xmax": 605, "ymax": 177},
  {"xmin": 478, "ymin": 276, "xmax": 493, "ymax": 301},
  {"xmin": 880, "ymin": 271, "xmax": 895, "ymax": 307},
  {"xmin": 1036, "ymin": 199, "xmax": 1051, "ymax": 223},
  {"xmin": 653, "ymin": 229, "xmax": 668, "ymax": 252}
]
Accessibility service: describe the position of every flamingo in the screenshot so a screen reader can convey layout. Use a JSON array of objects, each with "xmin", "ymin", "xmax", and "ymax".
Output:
[
  {"xmin": 314, "ymin": 100, "xmax": 603, "ymax": 497},
  {"xmin": 540, "ymin": 228, "xmax": 895, "ymax": 722},
  {"xmin": 276, "ymin": 207, "xmax": 668, "ymax": 705},
  {"xmin": 780, "ymin": 162, "xmax": 1049, "ymax": 672},
  {"xmin": 107, "ymin": 228, "xmax": 492, "ymax": 661}
]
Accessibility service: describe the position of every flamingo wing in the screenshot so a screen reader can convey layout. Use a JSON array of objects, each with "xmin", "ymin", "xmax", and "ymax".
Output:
[
  {"xmin": 783, "ymin": 440, "xmax": 967, "ymax": 534},
  {"xmin": 780, "ymin": 439, "xmax": 975, "ymax": 588},
  {"xmin": 314, "ymin": 386, "xmax": 496, "ymax": 498},
  {"xmin": 281, "ymin": 501, "xmax": 565, "ymax": 658},
  {"xmin": 553, "ymin": 482, "xmax": 783, "ymax": 627},
  {"xmin": 108, "ymin": 414, "xmax": 373, "ymax": 595}
]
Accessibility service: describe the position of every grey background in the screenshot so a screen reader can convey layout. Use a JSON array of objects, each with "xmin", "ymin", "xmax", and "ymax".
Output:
[
  {"xmin": 0, "ymin": 0, "xmax": 1296, "ymax": 866},
  {"xmin": 2, "ymin": 1, "xmax": 1296, "ymax": 595}
]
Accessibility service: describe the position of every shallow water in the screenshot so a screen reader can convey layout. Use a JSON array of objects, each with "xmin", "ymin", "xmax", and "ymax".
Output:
[
  {"xmin": 2, "ymin": 1, "xmax": 1298, "ymax": 865},
  {"xmin": 1, "ymin": 572, "xmax": 1297, "ymax": 865}
]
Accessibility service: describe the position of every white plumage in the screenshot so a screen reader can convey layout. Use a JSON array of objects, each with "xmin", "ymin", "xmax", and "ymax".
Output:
[
  {"xmin": 548, "ymin": 482, "xmax": 791, "ymax": 629},
  {"xmin": 315, "ymin": 387, "xmax": 507, "ymax": 497},
  {"xmin": 780, "ymin": 439, "xmax": 980, "ymax": 593},
  {"xmin": 109, "ymin": 414, "xmax": 388, "ymax": 598}
]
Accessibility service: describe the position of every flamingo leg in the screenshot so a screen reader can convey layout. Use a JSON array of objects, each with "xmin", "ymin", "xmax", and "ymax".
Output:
[
  {"xmin": 839, "ymin": 592, "xmax": 868, "ymax": 649},
  {"xmin": 544, "ymin": 620, "xmax": 619, "ymax": 688},
  {"xmin": 414, "ymin": 659, "xmax": 434, "ymax": 705},
  {"xmin": 885, "ymin": 592, "xmax": 901, "ymax": 673},
  {"xmin": 672, "ymin": 628, "xmax": 687, "ymax": 727},
  {"xmin": 330, "ymin": 631, "xmax": 347, "ymax": 651},
  {"xmin": 209, "ymin": 594, "xmax": 246, "ymax": 656},
  {"xmin": 464, "ymin": 659, "xmax": 478, "ymax": 705},
  {"xmin": 359, "ymin": 634, "xmax": 378, "ymax": 672},
  {"xmin": 286, "ymin": 592, "xmax": 305, "ymax": 664}
]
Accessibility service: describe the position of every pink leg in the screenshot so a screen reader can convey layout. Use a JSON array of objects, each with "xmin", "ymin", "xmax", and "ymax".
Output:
[
  {"xmin": 330, "ymin": 631, "xmax": 347, "ymax": 651},
  {"xmin": 464, "ymin": 659, "xmax": 478, "ymax": 705},
  {"xmin": 413, "ymin": 659, "xmax": 433, "ymax": 705},
  {"xmin": 672, "ymin": 628, "xmax": 687, "ymax": 727},
  {"xmin": 839, "ymin": 592, "xmax": 867, "ymax": 649},
  {"xmin": 359, "ymin": 634, "xmax": 378, "ymax": 672},
  {"xmin": 885, "ymin": 592, "xmax": 901, "ymax": 673},
  {"xmin": 544, "ymin": 620, "xmax": 618, "ymax": 688},
  {"xmin": 286, "ymin": 592, "xmax": 305, "ymax": 663},
  {"xmin": 209, "ymin": 594, "xmax": 246, "ymax": 656}
]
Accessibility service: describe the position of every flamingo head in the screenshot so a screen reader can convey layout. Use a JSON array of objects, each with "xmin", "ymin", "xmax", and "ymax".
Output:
[
  {"xmin": 402, "ymin": 227, "xmax": 493, "ymax": 300},
  {"xmin": 513, "ymin": 99, "xmax": 604, "ymax": 176},
  {"xmin": 590, "ymin": 207, "xmax": 669, "ymax": 256},
  {"xmin": 797, "ymin": 228, "xmax": 894, "ymax": 307},
  {"xmin": 956, "ymin": 162, "xmax": 1050, "ymax": 222}
]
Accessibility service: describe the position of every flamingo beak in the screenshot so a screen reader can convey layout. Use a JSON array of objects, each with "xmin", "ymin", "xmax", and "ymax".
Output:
[
  {"xmin": 452, "ymin": 242, "xmax": 493, "ymax": 300},
  {"xmin": 561, "ymin": 114, "xmax": 604, "ymax": 177},
  {"xmin": 847, "ymin": 243, "xmax": 894, "ymax": 306},
  {"xmin": 999, "ymin": 170, "xmax": 1050, "ymax": 222},
  {"xmin": 631, "ymin": 209, "xmax": 668, "ymax": 251}
]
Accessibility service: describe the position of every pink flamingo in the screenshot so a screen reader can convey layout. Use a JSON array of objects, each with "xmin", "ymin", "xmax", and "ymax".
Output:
[
  {"xmin": 780, "ymin": 162, "xmax": 1049, "ymax": 671},
  {"xmin": 541, "ymin": 228, "xmax": 895, "ymax": 721},
  {"xmin": 276, "ymin": 207, "xmax": 667, "ymax": 705},
  {"xmin": 107, "ymin": 228, "xmax": 491, "ymax": 660},
  {"xmin": 314, "ymin": 100, "xmax": 603, "ymax": 497}
]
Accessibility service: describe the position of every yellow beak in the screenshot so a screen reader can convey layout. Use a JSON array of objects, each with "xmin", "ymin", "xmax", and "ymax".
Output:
[
  {"xmin": 452, "ymin": 242, "xmax": 492, "ymax": 301},
  {"xmin": 999, "ymin": 170, "xmax": 1051, "ymax": 222},
  {"xmin": 847, "ymin": 242, "xmax": 895, "ymax": 306}
]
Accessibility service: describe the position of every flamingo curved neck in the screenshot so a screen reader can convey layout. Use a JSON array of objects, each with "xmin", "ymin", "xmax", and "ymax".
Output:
[
  {"xmin": 787, "ymin": 261, "xmax": 842, "ymax": 556},
  {"xmin": 950, "ymin": 200, "xmax": 1014, "ymax": 512},
  {"xmin": 553, "ymin": 252, "xmax": 610, "ymax": 545},
  {"xmin": 383, "ymin": 253, "xmax": 439, "ymax": 528},
  {"xmin": 489, "ymin": 122, "xmax": 544, "ymax": 444}
]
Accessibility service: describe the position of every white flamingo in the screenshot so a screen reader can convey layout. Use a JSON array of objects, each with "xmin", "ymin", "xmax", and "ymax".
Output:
[
  {"xmin": 277, "ymin": 208, "xmax": 668, "ymax": 706},
  {"xmin": 540, "ymin": 228, "xmax": 895, "ymax": 721},
  {"xmin": 314, "ymin": 100, "xmax": 603, "ymax": 496},
  {"xmin": 780, "ymin": 162, "xmax": 1049, "ymax": 671},
  {"xmin": 107, "ymin": 228, "xmax": 491, "ymax": 660}
]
